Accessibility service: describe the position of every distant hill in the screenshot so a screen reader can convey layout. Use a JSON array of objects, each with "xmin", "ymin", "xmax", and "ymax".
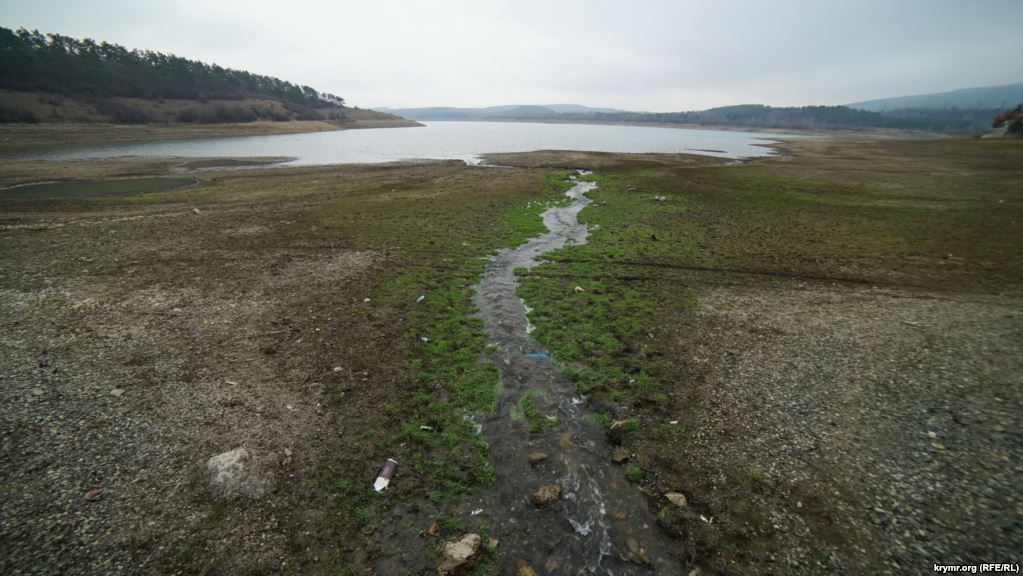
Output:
[
  {"xmin": 848, "ymin": 83, "xmax": 1023, "ymax": 111},
  {"xmin": 0, "ymin": 27, "xmax": 411, "ymax": 127},
  {"xmin": 377, "ymin": 101, "xmax": 1000, "ymax": 134},
  {"xmin": 373, "ymin": 104, "xmax": 621, "ymax": 121}
]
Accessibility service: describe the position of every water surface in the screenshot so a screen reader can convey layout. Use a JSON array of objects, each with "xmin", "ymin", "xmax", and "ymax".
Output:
[
  {"xmin": 0, "ymin": 177, "xmax": 197, "ymax": 199},
  {"xmin": 13, "ymin": 121, "xmax": 788, "ymax": 164}
]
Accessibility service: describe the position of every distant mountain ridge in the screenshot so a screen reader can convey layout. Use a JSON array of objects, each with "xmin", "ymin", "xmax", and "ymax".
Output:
[
  {"xmin": 373, "ymin": 104, "xmax": 621, "ymax": 121},
  {"xmin": 847, "ymin": 83, "xmax": 1023, "ymax": 111},
  {"xmin": 378, "ymin": 84, "xmax": 1023, "ymax": 134}
]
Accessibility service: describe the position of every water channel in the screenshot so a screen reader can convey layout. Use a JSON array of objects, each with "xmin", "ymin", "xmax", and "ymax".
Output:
[{"xmin": 473, "ymin": 172, "xmax": 683, "ymax": 574}]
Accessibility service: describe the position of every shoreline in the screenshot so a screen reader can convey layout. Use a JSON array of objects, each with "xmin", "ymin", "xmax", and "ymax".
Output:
[{"xmin": 0, "ymin": 116, "xmax": 422, "ymax": 154}]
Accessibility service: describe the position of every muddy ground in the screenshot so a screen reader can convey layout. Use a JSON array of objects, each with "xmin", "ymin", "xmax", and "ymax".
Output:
[{"xmin": 1, "ymin": 136, "xmax": 1021, "ymax": 575}]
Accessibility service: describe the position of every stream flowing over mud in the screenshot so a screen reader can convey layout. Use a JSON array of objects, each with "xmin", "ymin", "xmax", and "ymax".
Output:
[{"xmin": 474, "ymin": 172, "xmax": 685, "ymax": 574}]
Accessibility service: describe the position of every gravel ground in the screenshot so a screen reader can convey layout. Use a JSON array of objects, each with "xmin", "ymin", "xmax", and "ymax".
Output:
[
  {"xmin": 0, "ymin": 202, "xmax": 376, "ymax": 574},
  {"xmin": 666, "ymin": 281, "xmax": 1023, "ymax": 574}
]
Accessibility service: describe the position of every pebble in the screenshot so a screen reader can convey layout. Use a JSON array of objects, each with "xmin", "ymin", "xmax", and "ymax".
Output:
[
  {"xmin": 532, "ymin": 484, "xmax": 561, "ymax": 506},
  {"xmin": 437, "ymin": 533, "xmax": 481, "ymax": 576},
  {"xmin": 426, "ymin": 521, "xmax": 440, "ymax": 537},
  {"xmin": 665, "ymin": 492, "xmax": 688, "ymax": 508},
  {"xmin": 527, "ymin": 451, "xmax": 548, "ymax": 466}
]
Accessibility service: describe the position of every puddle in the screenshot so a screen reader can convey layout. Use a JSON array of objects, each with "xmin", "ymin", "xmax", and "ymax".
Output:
[
  {"xmin": 473, "ymin": 172, "xmax": 685, "ymax": 574},
  {"xmin": 0, "ymin": 177, "xmax": 197, "ymax": 200}
]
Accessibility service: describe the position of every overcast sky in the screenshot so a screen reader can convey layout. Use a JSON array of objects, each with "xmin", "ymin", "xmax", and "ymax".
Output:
[{"xmin": 3, "ymin": 0, "xmax": 1022, "ymax": 111}]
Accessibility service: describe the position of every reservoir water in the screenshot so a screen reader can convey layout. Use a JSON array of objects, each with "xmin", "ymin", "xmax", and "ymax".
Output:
[{"xmin": 14, "ymin": 121, "xmax": 788, "ymax": 164}]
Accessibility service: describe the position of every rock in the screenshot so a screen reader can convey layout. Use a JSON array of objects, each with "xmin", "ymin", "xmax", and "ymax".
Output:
[
  {"xmin": 437, "ymin": 533, "xmax": 481, "ymax": 575},
  {"xmin": 31, "ymin": 388, "xmax": 44, "ymax": 396},
  {"xmin": 110, "ymin": 388, "xmax": 125, "ymax": 397},
  {"xmin": 626, "ymin": 537, "xmax": 650, "ymax": 564},
  {"xmin": 665, "ymin": 492, "xmax": 688, "ymax": 507},
  {"xmin": 426, "ymin": 521, "xmax": 441, "ymax": 537},
  {"xmin": 192, "ymin": 207, "xmax": 201, "ymax": 215},
  {"xmin": 931, "ymin": 442, "xmax": 947, "ymax": 452},
  {"xmin": 207, "ymin": 447, "xmax": 277, "ymax": 498},
  {"xmin": 527, "ymin": 451, "xmax": 548, "ymax": 466},
  {"xmin": 607, "ymin": 420, "xmax": 632, "ymax": 445},
  {"xmin": 532, "ymin": 484, "xmax": 561, "ymax": 507},
  {"xmin": 515, "ymin": 560, "xmax": 539, "ymax": 576},
  {"xmin": 612, "ymin": 447, "xmax": 629, "ymax": 463},
  {"xmin": 84, "ymin": 488, "xmax": 103, "ymax": 501}
]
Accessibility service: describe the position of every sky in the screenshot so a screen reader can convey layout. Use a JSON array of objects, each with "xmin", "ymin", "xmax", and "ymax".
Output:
[{"xmin": 2, "ymin": 0, "xmax": 1022, "ymax": 112}]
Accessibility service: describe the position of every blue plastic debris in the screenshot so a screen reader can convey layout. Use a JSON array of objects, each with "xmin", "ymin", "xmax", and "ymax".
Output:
[{"xmin": 525, "ymin": 351, "xmax": 551, "ymax": 360}]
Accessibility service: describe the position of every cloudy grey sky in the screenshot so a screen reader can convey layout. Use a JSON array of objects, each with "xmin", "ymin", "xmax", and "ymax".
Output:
[{"xmin": 3, "ymin": 0, "xmax": 1021, "ymax": 111}]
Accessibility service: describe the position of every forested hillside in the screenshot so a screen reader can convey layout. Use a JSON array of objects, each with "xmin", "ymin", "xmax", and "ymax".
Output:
[
  {"xmin": 0, "ymin": 27, "xmax": 360, "ymax": 124},
  {"xmin": 553, "ymin": 104, "xmax": 1002, "ymax": 134},
  {"xmin": 380, "ymin": 101, "xmax": 1008, "ymax": 134}
]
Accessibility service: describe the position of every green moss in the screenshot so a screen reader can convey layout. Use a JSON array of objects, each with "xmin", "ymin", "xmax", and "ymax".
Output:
[{"xmin": 625, "ymin": 465, "xmax": 645, "ymax": 483}]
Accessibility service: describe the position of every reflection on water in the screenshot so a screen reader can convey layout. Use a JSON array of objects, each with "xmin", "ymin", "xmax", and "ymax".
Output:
[{"xmin": 13, "ymin": 121, "xmax": 787, "ymax": 165}]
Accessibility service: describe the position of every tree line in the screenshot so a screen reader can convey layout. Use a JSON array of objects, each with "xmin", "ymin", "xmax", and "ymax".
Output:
[
  {"xmin": 0, "ymin": 27, "xmax": 343, "ymax": 108},
  {"xmin": 542, "ymin": 104, "xmax": 1001, "ymax": 134}
]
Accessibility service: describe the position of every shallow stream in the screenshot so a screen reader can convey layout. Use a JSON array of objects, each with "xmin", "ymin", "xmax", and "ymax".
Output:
[{"xmin": 473, "ymin": 173, "xmax": 684, "ymax": 574}]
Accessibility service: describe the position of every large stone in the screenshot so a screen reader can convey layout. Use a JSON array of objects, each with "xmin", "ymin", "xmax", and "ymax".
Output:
[
  {"xmin": 206, "ymin": 447, "xmax": 277, "ymax": 498},
  {"xmin": 437, "ymin": 533, "xmax": 482, "ymax": 575}
]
